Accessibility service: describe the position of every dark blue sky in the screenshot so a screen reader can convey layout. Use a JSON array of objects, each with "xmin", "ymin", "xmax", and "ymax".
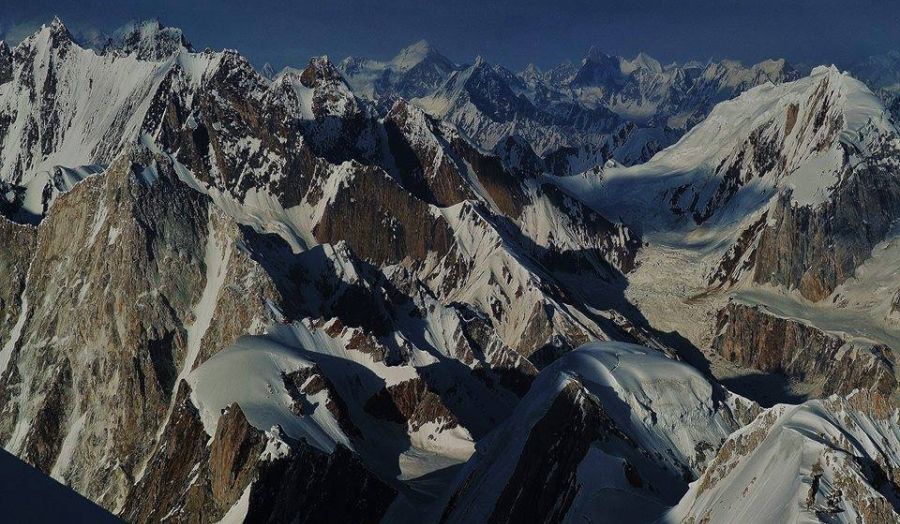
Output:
[{"xmin": 2, "ymin": 0, "xmax": 899, "ymax": 70}]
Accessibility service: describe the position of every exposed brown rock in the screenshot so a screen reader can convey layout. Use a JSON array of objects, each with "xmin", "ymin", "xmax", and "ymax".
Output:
[
  {"xmin": 0, "ymin": 218, "xmax": 35, "ymax": 343},
  {"xmin": 247, "ymin": 442, "xmax": 396, "ymax": 523},
  {"xmin": 313, "ymin": 165, "xmax": 454, "ymax": 265},
  {"xmin": 442, "ymin": 380, "xmax": 612, "ymax": 524},
  {"xmin": 713, "ymin": 302, "xmax": 896, "ymax": 396},
  {"xmin": 209, "ymin": 404, "xmax": 265, "ymax": 505},
  {"xmin": 21, "ymin": 361, "xmax": 72, "ymax": 472},
  {"xmin": 123, "ymin": 383, "xmax": 213, "ymax": 523},
  {"xmin": 785, "ymin": 103, "xmax": 799, "ymax": 136},
  {"xmin": 282, "ymin": 366, "xmax": 360, "ymax": 438},
  {"xmin": 364, "ymin": 377, "xmax": 458, "ymax": 432},
  {"xmin": 752, "ymin": 148, "xmax": 900, "ymax": 301},
  {"xmin": 384, "ymin": 99, "xmax": 476, "ymax": 207}
]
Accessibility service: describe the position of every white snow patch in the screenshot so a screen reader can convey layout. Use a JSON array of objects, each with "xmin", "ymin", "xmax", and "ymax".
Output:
[
  {"xmin": 215, "ymin": 483, "xmax": 252, "ymax": 524},
  {"xmin": 50, "ymin": 412, "xmax": 87, "ymax": 481}
]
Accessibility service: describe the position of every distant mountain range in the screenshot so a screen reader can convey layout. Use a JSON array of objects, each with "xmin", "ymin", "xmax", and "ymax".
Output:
[
  {"xmin": 338, "ymin": 41, "xmax": 800, "ymax": 173},
  {"xmin": 0, "ymin": 18, "xmax": 898, "ymax": 523}
]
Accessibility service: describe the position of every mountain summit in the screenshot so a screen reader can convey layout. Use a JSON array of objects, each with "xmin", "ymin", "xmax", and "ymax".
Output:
[{"xmin": 0, "ymin": 18, "xmax": 897, "ymax": 524}]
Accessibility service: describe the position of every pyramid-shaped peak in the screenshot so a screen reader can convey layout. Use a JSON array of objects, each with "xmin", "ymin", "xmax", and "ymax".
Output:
[
  {"xmin": 585, "ymin": 46, "xmax": 616, "ymax": 63},
  {"xmin": 631, "ymin": 52, "xmax": 663, "ymax": 72},
  {"xmin": 401, "ymin": 39, "xmax": 432, "ymax": 54},
  {"xmin": 391, "ymin": 39, "xmax": 451, "ymax": 72},
  {"xmin": 299, "ymin": 55, "xmax": 345, "ymax": 87},
  {"xmin": 18, "ymin": 16, "xmax": 75, "ymax": 49},
  {"xmin": 49, "ymin": 16, "xmax": 68, "ymax": 32}
]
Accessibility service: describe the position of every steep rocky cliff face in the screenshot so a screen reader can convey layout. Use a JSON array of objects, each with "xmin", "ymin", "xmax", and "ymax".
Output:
[
  {"xmin": 0, "ymin": 19, "xmax": 655, "ymax": 522},
  {"xmin": 551, "ymin": 64, "xmax": 899, "ymax": 410},
  {"xmin": 0, "ymin": 218, "xmax": 34, "ymax": 342},
  {"xmin": 0, "ymin": 18, "xmax": 898, "ymax": 524},
  {"xmin": 0, "ymin": 150, "xmax": 280, "ymax": 509},
  {"xmin": 713, "ymin": 302, "xmax": 897, "ymax": 397},
  {"xmin": 751, "ymin": 147, "xmax": 900, "ymax": 300}
]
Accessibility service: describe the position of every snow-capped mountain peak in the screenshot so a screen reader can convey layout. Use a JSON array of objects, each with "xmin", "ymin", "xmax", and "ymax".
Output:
[
  {"xmin": 20, "ymin": 16, "xmax": 75, "ymax": 52},
  {"xmin": 339, "ymin": 39, "xmax": 457, "ymax": 101},
  {"xmin": 391, "ymin": 39, "xmax": 440, "ymax": 72},
  {"xmin": 104, "ymin": 19, "xmax": 194, "ymax": 60},
  {"xmin": 1, "ymin": 16, "xmax": 898, "ymax": 524},
  {"xmin": 567, "ymin": 63, "xmax": 896, "ymax": 229},
  {"xmin": 620, "ymin": 52, "xmax": 664, "ymax": 75}
]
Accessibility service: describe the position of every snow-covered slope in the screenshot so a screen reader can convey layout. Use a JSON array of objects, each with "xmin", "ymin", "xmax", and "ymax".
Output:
[
  {"xmin": 529, "ymin": 47, "xmax": 799, "ymax": 130},
  {"xmin": 412, "ymin": 56, "xmax": 665, "ymax": 163},
  {"xmin": 557, "ymin": 65, "xmax": 895, "ymax": 232},
  {"xmin": 339, "ymin": 43, "xmax": 798, "ymax": 176},
  {"xmin": 552, "ymin": 65, "xmax": 900, "ymax": 402},
  {"xmin": 0, "ymin": 17, "xmax": 898, "ymax": 524},
  {"xmin": 670, "ymin": 393, "xmax": 900, "ymax": 523},
  {"xmin": 0, "ymin": 19, "xmax": 663, "ymax": 522},
  {"xmin": 441, "ymin": 342, "xmax": 757, "ymax": 523},
  {"xmin": 340, "ymin": 40, "xmax": 458, "ymax": 101},
  {"xmin": 0, "ymin": 18, "xmax": 222, "ymax": 221}
]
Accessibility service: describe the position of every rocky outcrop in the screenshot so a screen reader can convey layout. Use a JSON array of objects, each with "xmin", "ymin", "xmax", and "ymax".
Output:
[
  {"xmin": 0, "ymin": 148, "xmax": 286, "ymax": 516},
  {"xmin": 471, "ymin": 380, "xmax": 607, "ymax": 523},
  {"xmin": 312, "ymin": 164, "xmax": 455, "ymax": 265},
  {"xmin": 364, "ymin": 377, "xmax": 459, "ymax": 432},
  {"xmin": 0, "ymin": 153, "xmax": 208, "ymax": 498},
  {"xmin": 124, "ymin": 392, "xmax": 394, "ymax": 524},
  {"xmin": 247, "ymin": 441, "xmax": 396, "ymax": 523},
  {"xmin": 752, "ymin": 150, "xmax": 900, "ymax": 301},
  {"xmin": 441, "ymin": 344, "xmax": 749, "ymax": 523},
  {"xmin": 892, "ymin": 289, "xmax": 900, "ymax": 318},
  {"xmin": 0, "ymin": 41, "xmax": 11, "ymax": 84},
  {"xmin": 384, "ymin": 100, "xmax": 477, "ymax": 207},
  {"xmin": 0, "ymin": 218, "xmax": 35, "ymax": 341},
  {"xmin": 713, "ymin": 302, "xmax": 897, "ymax": 396},
  {"xmin": 122, "ymin": 384, "xmax": 215, "ymax": 523},
  {"xmin": 282, "ymin": 366, "xmax": 360, "ymax": 438},
  {"xmin": 208, "ymin": 404, "xmax": 266, "ymax": 506},
  {"xmin": 441, "ymin": 379, "xmax": 608, "ymax": 523},
  {"xmin": 673, "ymin": 393, "xmax": 900, "ymax": 523}
]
